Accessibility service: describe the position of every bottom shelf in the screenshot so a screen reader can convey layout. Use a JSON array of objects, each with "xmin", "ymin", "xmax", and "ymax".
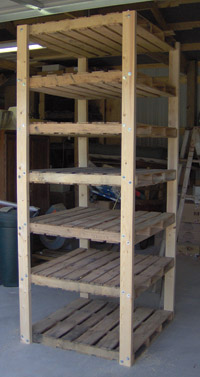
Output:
[{"xmin": 33, "ymin": 298, "xmax": 173, "ymax": 363}]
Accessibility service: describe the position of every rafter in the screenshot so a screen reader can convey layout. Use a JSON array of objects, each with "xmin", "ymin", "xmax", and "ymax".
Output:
[
  {"xmin": 151, "ymin": 3, "xmax": 169, "ymax": 31},
  {"xmin": 0, "ymin": 59, "xmax": 16, "ymax": 71},
  {"xmin": 181, "ymin": 43, "xmax": 200, "ymax": 51},
  {"xmin": 169, "ymin": 20, "xmax": 200, "ymax": 31},
  {"xmin": 158, "ymin": 0, "xmax": 200, "ymax": 8},
  {"xmin": 0, "ymin": 22, "xmax": 16, "ymax": 37}
]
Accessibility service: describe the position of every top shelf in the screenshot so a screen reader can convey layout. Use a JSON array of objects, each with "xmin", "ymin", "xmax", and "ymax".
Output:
[{"xmin": 29, "ymin": 11, "xmax": 173, "ymax": 59}]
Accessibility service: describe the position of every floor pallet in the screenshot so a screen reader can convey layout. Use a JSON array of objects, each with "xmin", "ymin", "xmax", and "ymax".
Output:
[{"xmin": 33, "ymin": 297, "xmax": 173, "ymax": 361}]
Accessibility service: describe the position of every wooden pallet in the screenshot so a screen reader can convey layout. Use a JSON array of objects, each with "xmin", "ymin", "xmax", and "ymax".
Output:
[
  {"xmin": 30, "ymin": 71, "xmax": 175, "ymax": 99},
  {"xmin": 32, "ymin": 297, "xmax": 173, "ymax": 362},
  {"xmin": 29, "ymin": 122, "xmax": 177, "ymax": 138},
  {"xmin": 29, "ymin": 168, "xmax": 176, "ymax": 187},
  {"xmin": 30, "ymin": 207, "xmax": 175, "ymax": 243},
  {"xmin": 29, "ymin": 12, "xmax": 173, "ymax": 59},
  {"xmin": 31, "ymin": 248, "xmax": 174, "ymax": 297}
]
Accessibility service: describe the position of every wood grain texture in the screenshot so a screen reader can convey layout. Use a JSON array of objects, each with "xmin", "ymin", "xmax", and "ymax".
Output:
[
  {"xmin": 29, "ymin": 122, "xmax": 177, "ymax": 138},
  {"xmin": 164, "ymin": 42, "xmax": 180, "ymax": 312},
  {"xmin": 29, "ymin": 167, "xmax": 176, "ymax": 187},
  {"xmin": 17, "ymin": 24, "xmax": 32, "ymax": 344}
]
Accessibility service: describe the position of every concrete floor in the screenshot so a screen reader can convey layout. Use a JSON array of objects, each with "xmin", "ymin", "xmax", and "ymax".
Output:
[{"xmin": 0, "ymin": 254, "xmax": 199, "ymax": 377}]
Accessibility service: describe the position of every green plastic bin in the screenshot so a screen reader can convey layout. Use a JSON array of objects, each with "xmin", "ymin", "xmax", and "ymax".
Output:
[{"xmin": 0, "ymin": 207, "xmax": 18, "ymax": 287}]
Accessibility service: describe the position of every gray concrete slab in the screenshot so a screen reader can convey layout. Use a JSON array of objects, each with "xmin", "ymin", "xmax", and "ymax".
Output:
[{"xmin": 0, "ymin": 254, "xmax": 199, "ymax": 377}]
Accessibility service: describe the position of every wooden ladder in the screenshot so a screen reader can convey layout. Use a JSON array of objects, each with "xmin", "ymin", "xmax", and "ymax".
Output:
[{"xmin": 177, "ymin": 127, "xmax": 200, "ymax": 235}]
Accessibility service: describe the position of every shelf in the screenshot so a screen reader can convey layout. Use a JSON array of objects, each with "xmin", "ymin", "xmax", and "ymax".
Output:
[
  {"xmin": 32, "ymin": 297, "xmax": 173, "ymax": 361},
  {"xmin": 31, "ymin": 248, "xmax": 174, "ymax": 298},
  {"xmin": 30, "ymin": 207, "xmax": 175, "ymax": 243},
  {"xmin": 29, "ymin": 71, "xmax": 175, "ymax": 99},
  {"xmin": 29, "ymin": 12, "xmax": 173, "ymax": 59},
  {"xmin": 29, "ymin": 168, "xmax": 176, "ymax": 187},
  {"xmin": 29, "ymin": 122, "xmax": 177, "ymax": 138}
]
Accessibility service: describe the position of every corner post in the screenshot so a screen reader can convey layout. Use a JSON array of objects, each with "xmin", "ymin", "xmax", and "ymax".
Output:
[
  {"xmin": 119, "ymin": 10, "xmax": 137, "ymax": 367},
  {"xmin": 78, "ymin": 57, "xmax": 89, "ymax": 249},
  {"xmin": 164, "ymin": 42, "xmax": 180, "ymax": 311},
  {"xmin": 17, "ymin": 24, "xmax": 32, "ymax": 343}
]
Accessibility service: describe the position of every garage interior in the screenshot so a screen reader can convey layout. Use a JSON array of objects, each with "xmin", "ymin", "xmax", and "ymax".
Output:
[{"xmin": 0, "ymin": 0, "xmax": 200, "ymax": 375}]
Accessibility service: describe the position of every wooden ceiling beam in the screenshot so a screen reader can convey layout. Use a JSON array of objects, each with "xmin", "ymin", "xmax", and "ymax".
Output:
[
  {"xmin": 151, "ymin": 3, "xmax": 169, "ymax": 31},
  {"xmin": 158, "ymin": 0, "xmax": 200, "ymax": 8},
  {"xmin": 0, "ymin": 21, "xmax": 16, "ymax": 37},
  {"xmin": 181, "ymin": 43, "xmax": 200, "ymax": 51},
  {"xmin": 0, "ymin": 59, "xmax": 16, "ymax": 71},
  {"xmin": 169, "ymin": 21, "xmax": 200, "ymax": 31}
]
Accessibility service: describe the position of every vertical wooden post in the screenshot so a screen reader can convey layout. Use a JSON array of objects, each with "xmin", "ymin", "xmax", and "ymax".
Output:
[
  {"xmin": 187, "ymin": 61, "xmax": 197, "ymax": 129},
  {"xmin": 17, "ymin": 24, "xmax": 32, "ymax": 343},
  {"xmin": 164, "ymin": 43, "xmax": 180, "ymax": 312},
  {"xmin": 119, "ymin": 10, "xmax": 137, "ymax": 367},
  {"xmin": 39, "ymin": 93, "xmax": 45, "ymax": 120},
  {"xmin": 78, "ymin": 57, "xmax": 89, "ymax": 249}
]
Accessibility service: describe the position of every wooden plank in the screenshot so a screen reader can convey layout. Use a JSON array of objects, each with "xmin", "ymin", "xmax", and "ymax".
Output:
[
  {"xmin": 119, "ymin": 10, "xmax": 137, "ymax": 367},
  {"xmin": 31, "ymin": 207, "xmax": 98, "ymax": 224},
  {"xmin": 33, "ymin": 332, "xmax": 119, "ymax": 361},
  {"xmin": 37, "ymin": 249, "xmax": 100, "ymax": 277},
  {"xmin": 29, "ymin": 168, "xmax": 175, "ymax": 187},
  {"xmin": 62, "ymin": 302, "xmax": 118, "ymax": 342},
  {"xmin": 33, "ymin": 297, "xmax": 90, "ymax": 334},
  {"xmin": 164, "ymin": 42, "xmax": 180, "ymax": 312},
  {"xmin": 133, "ymin": 310, "xmax": 172, "ymax": 353},
  {"xmin": 97, "ymin": 307, "xmax": 154, "ymax": 350},
  {"xmin": 64, "ymin": 252, "xmax": 119, "ymax": 281},
  {"xmin": 51, "ymin": 250, "xmax": 116, "ymax": 279},
  {"xmin": 31, "ymin": 274, "xmax": 120, "ymax": 297},
  {"xmin": 29, "ymin": 121, "xmax": 177, "ymax": 138},
  {"xmin": 60, "ymin": 28, "xmax": 121, "ymax": 56},
  {"xmin": 137, "ymin": 25, "xmax": 173, "ymax": 53},
  {"xmin": 29, "ymin": 70, "xmax": 121, "ymax": 89},
  {"xmin": 31, "ymin": 247, "xmax": 86, "ymax": 274},
  {"xmin": 29, "ymin": 13, "xmax": 123, "ymax": 36},
  {"xmin": 134, "ymin": 257, "xmax": 174, "ymax": 288},
  {"xmin": 44, "ymin": 300, "xmax": 106, "ymax": 338},
  {"xmin": 75, "ymin": 307, "xmax": 119, "ymax": 345},
  {"xmin": 17, "ymin": 24, "xmax": 32, "ymax": 344}
]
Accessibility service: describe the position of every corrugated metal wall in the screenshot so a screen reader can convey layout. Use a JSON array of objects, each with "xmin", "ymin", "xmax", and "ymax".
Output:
[{"xmin": 136, "ymin": 67, "xmax": 188, "ymax": 148}]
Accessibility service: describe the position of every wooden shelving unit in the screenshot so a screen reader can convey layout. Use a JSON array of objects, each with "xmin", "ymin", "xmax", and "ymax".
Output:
[{"xmin": 17, "ymin": 10, "xmax": 180, "ymax": 367}]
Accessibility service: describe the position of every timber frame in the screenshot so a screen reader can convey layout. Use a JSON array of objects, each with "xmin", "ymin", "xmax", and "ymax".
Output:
[{"xmin": 17, "ymin": 11, "xmax": 180, "ymax": 367}]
